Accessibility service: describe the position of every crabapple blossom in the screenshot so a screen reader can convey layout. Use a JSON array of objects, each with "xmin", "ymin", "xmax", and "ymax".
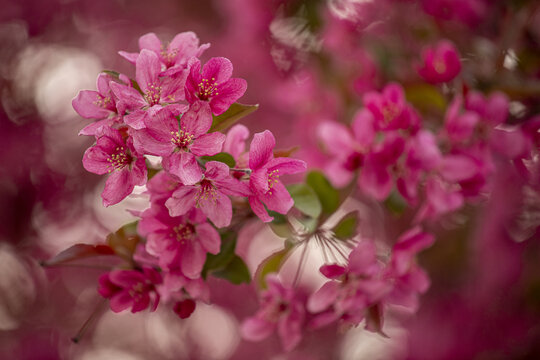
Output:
[{"xmin": 418, "ymin": 40, "xmax": 462, "ymax": 84}]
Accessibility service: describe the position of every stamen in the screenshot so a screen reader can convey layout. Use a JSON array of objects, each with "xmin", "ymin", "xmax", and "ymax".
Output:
[
  {"xmin": 171, "ymin": 224, "xmax": 195, "ymax": 245},
  {"xmin": 106, "ymin": 146, "xmax": 132, "ymax": 173},
  {"xmin": 195, "ymin": 179, "xmax": 218, "ymax": 206},
  {"xmin": 197, "ymin": 77, "xmax": 219, "ymax": 101},
  {"xmin": 171, "ymin": 130, "xmax": 194, "ymax": 151},
  {"xmin": 144, "ymin": 83, "xmax": 162, "ymax": 106}
]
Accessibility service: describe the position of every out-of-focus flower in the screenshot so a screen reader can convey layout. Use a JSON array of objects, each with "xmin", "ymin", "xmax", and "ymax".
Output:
[{"xmin": 418, "ymin": 40, "xmax": 462, "ymax": 84}]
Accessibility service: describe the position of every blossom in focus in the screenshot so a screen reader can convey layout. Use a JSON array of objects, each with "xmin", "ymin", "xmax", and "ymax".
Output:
[
  {"xmin": 98, "ymin": 267, "xmax": 162, "ymax": 313},
  {"xmin": 165, "ymin": 161, "xmax": 250, "ymax": 228},
  {"xmin": 184, "ymin": 57, "xmax": 248, "ymax": 117},
  {"xmin": 247, "ymin": 130, "xmax": 307, "ymax": 222},
  {"xmin": 240, "ymin": 275, "xmax": 305, "ymax": 352},
  {"xmin": 119, "ymin": 32, "xmax": 210, "ymax": 76},
  {"xmin": 418, "ymin": 40, "xmax": 462, "ymax": 84},
  {"xmin": 82, "ymin": 126, "xmax": 147, "ymax": 206}
]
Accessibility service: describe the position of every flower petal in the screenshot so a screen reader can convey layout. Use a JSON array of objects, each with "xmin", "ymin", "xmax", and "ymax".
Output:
[
  {"xmin": 196, "ymin": 223, "xmax": 221, "ymax": 254},
  {"xmin": 249, "ymin": 130, "xmax": 275, "ymax": 170},
  {"xmin": 190, "ymin": 132, "xmax": 225, "ymax": 156},
  {"xmin": 166, "ymin": 186, "xmax": 198, "ymax": 217}
]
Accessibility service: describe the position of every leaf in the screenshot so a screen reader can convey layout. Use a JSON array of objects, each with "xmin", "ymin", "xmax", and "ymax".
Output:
[
  {"xmin": 332, "ymin": 211, "xmax": 359, "ymax": 240},
  {"xmin": 145, "ymin": 159, "xmax": 160, "ymax": 180},
  {"xmin": 384, "ymin": 191, "xmax": 407, "ymax": 215},
  {"xmin": 212, "ymin": 255, "xmax": 251, "ymax": 284},
  {"xmin": 274, "ymin": 146, "xmax": 300, "ymax": 158},
  {"xmin": 210, "ymin": 103, "xmax": 259, "ymax": 133},
  {"xmin": 41, "ymin": 244, "xmax": 115, "ymax": 267},
  {"xmin": 287, "ymin": 183, "xmax": 322, "ymax": 219},
  {"xmin": 202, "ymin": 233, "xmax": 237, "ymax": 278},
  {"xmin": 405, "ymin": 84, "xmax": 447, "ymax": 114},
  {"xmin": 200, "ymin": 152, "xmax": 236, "ymax": 168},
  {"xmin": 254, "ymin": 246, "xmax": 293, "ymax": 289},
  {"xmin": 106, "ymin": 221, "xmax": 141, "ymax": 261},
  {"xmin": 306, "ymin": 171, "xmax": 340, "ymax": 215},
  {"xmin": 102, "ymin": 70, "xmax": 120, "ymax": 79}
]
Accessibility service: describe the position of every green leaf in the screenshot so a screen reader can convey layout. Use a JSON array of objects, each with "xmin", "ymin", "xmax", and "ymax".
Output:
[
  {"xmin": 210, "ymin": 103, "xmax": 259, "ymax": 133},
  {"xmin": 200, "ymin": 152, "xmax": 236, "ymax": 168},
  {"xmin": 332, "ymin": 211, "xmax": 359, "ymax": 240},
  {"xmin": 102, "ymin": 70, "xmax": 120, "ymax": 79},
  {"xmin": 384, "ymin": 191, "xmax": 407, "ymax": 215},
  {"xmin": 202, "ymin": 233, "xmax": 237, "ymax": 278},
  {"xmin": 306, "ymin": 171, "xmax": 340, "ymax": 215},
  {"xmin": 212, "ymin": 255, "xmax": 251, "ymax": 284},
  {"xmin": 287, "ymin": 183, "xmax": 322, "ymax": 218},
  {"xmin": 405, "ymin": 84, "xmax": 447, "ymax": 114},
  {"xmin": 254, "ymin": 246, "xmax": 293, "ymax": 289},
  {"xmin": 106, "ymin": 221, "xmax": 141, "ymax": 261}
]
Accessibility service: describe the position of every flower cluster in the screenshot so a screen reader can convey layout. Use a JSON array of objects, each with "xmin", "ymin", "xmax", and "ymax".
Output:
[{"xmin": 74, "ymin": 32, "xmax": 306, "ymax": 317}]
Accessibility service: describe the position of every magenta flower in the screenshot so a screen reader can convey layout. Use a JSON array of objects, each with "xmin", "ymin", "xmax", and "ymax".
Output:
[
  {"xmin": 110, "ymin": 49, "xmax": 187, "ymax": 129},
  {"xmin": 465, "ymin": 90, "xmax": 509, "ymax": 128},
  {"xmin": 132, "ymin": 105, "xmax": 225, "ymax": 185},
  {"xmin": 185, "ymin": 57, "xmax": 247, "ymax": 116},
  {"xmin": 384, "ymin": 227, "xmax": 434, "ymax": 311},
  {"xmin": 247, "ymin": 130, "xmax": 307, "ymax": 222},
  {"xmin": 317, "ymin": 109, "xmax": 375, "ymax": 187},
  {"xmin": 307, "ymin": 241, "xmax": 390, "ymax": 330},
  {"xmin": 444, "ymin": 95, "xmax": 480, "ymax": 144},
  {"xmin": 98, "ymin": 267, "xmax": 162, "ymax": 313},
  {"xmin": 418, "ymin": 40, "xmax": 462, "ymax": 84},
  {"xmin": 165, "ymin": 161, "xmax": 250, "ymax": 228},
  {"xmin": 240, "ymin": 275, "xmax": 305, "ymax": 352},
  {"xmin": 72, "ymin": 73, "xmax": 122, "ymax": 136},
  {"xmin": 119, "ymin": 32, "xmax": 209, "ymax": 76},
  {"xmin": 363, "ymin": 83, "xmax": 415, "ymax": 131},
  {"xmin": 82, "ymin": 127, "xmax": 147, "ymax": 207},
  {"xmin": 138, "ymin": 203, "xmax": 220, "ymax": 278}
]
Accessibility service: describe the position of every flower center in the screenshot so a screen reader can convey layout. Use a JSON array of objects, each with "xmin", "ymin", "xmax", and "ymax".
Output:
[
  {"xmin": 172, "ymin": 223, "xmax": 195, "ymax": 244},
  {"xmin": 161, "ymin": 46, "xmax": 179, "ymax": 67},
  {"xmin": 382, "ymin": 104, "xmax": 400, "ymax": 125},
  {"xmin": 171, "ymin": 129, "xmax": 194, "ymax": 151},
  {"xmin": 266, "ymin": 169, "xmax": 280, "ymax": 195},
  {"xmin": 107, "ymin": 146, "xmax": 132, "ymax": 172},
  {"xmin": 144, "ymin": 83, "xmax": 162, "ymax": 106},
  {"xmin": 197, "ymin": 77, "xmax": 219, "ymax": 101},
  {"xmin": 433, "ymin": 58, "xmax": 447, "ymax": 74},
  {"xmin": 129, "ymin": 282, "xmax": 145, "ymax": 298},
  {"xmin": 195, "ymin": 179, "xmax": 218, "ymax": 205},
  {"xmin": 93, "ymin": 95, "xmax": 114, "ymax": 110}
]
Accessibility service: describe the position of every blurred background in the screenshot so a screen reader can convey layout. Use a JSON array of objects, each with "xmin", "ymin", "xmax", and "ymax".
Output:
[{"xmin": 1, "ymin": 0, "xmax": 540, "ymax": 359}]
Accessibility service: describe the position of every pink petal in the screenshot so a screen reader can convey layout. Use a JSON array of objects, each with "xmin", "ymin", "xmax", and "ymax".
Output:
[
  {"xmin": 166, "ymin": 152, "xmax": 203, "ymax": 186},
  {"xmin": 249, "ymin": 168, "xmax": 269, "ymax": 195},
  {"xmin": 136, "ymin": 49, "xmax": 161, "ymax": 93},
  {"xmin": 210, "ymin": 78, "xmax": 248, "ymax": 115},
  {"xmin": 249, "ymin": 196, "xmax": 274, "ymax": 223},
  {"xmin": 351, "ymin": 109, "xmax": 375, "ymax": 148},
  {"xmin": 202, "ymin": 57, "xmax": 233, "ymax": 84},
  {"xmin": 199, "ymin": 191, "xmax": 232, "ymax": 228},
  {"xmin": 118, "ymin": 51, "xmax": 138, "ymax": 64},
  {"xmin": 278, "ymin": 307, "xmax": 303, "ymax": 352},
  {"xmin": 82, "ymin": 147, "xmax": 111, "ymax": 175},
  {"xmin": 166, "ymin": 186, "xmax": 198, "ymax": 217},
  {"xmin": 109, "ymin": 82, "xmax": 146, "ymax": 113},
  {"xmin": 196, "ymin": 223, "xmax": 221, "ymax": 254},
  {"xmin": 249, "ymin": 130, "xmax": 275, "ymax": 170},
  {"xmin": 439, "ymin": 155, "xmax": 478, "ymax": 182},
  {"xmin": 203, "ymin": 161, "xmax": 231, "ymax": 181},
  {"xmin": 190, "ymin": 132, "xmax": 226, "ymax": 156},
  {"xmin": 320, "ymin": 264, "xmax": 346, "ymax": 279},
  {"xmin": 102, "ymin": 169, "xmax": 134, "ymax": 207},
  {"xmin": 224, "ymin": 124, "xmax": 249, "ymax": 159},
  {"xmin": 260, "ymin": 181, "xmax": 294, "ymax": 214},
  {"xmin": 317, "ymin": 121, "xmax": 355, "ymax": 156},
  {"xmin": 308, "ymin": 311, "xmax": 340, "ymax": 329},
  {"xmin": 181, "ymin": 242, "xmax": 206, "ymax": 279},
  {"xmin": 267, "ymin": 157, "xmax": 307, "ymax": 175},
  {"xmin": 72, "ymin": 90, "xmax": 111, "ymax": 119},
  {"xmin": 358, "ymin": 162, "xmax": 393, "ymax": 201},
  {"xmin": 181, "ymin": 101, "xmax": 213, "ymax": 137},
  {"xmin": 109, "ymin": 291, "xmax": 133, "ymax": 313},
  {"xmin": 307, "ymin": 281, "xmax": 340, "ymax": 313},
  {"xmin": 241, "ymin": 317, "xmax": 275, "ymax": 341},
  {"xmin": 138, "ymin": 32, "xmax": 162, "ymax": 54}
]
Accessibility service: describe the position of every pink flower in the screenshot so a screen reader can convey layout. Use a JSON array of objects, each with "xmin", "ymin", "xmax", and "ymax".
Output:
[
  {"xmin": 317, "ymin": 109, "xmax": 375, "ymax": 187},
  {"xmin": 165, "ymin": 161, "xmax": 250, "ymax": 228},
  {"xmin": 72, "ymin": 73, "xmax": 122, "ymax": 136},
  {"xmin": 138, "ymin": 203, "xmax": 220, "ymax": 278},
  {"xmin": 307, "ymin": 241, "xmax": 390, "ymax": 330},
  {"xmin": 418, "ymin": 40, "xmax": 462, "ymax": 84},
  {"xmin": 247, "ymin": 130, "xmax": 307, "ymax": 222},
  {"xmin": 119, "ymin": 32, "xmax": 209, "ymax": 77},
  {"xmin": 363, "ymin": 83, "xmax": 415, "ymax": 131},
  {"xmin": 98, "ymin": 267, "xmax": 162, "ymax": 313},
  {"xmin": 444, "ymin": 95, "xmax": 480, "ymax": 144},
  {"xmin": 132, "ymin": 105, "xmax": 225, "ymax": 185},
  {"xmin": 82, "ymin": 127, "xmax": 147, "ymax": 207},
  {"xmin": 465, "ymin": 91, "xmax": 509, "ymax": 128},
  {"xmin": 384, "ymin": 227, "xmax": 434, "ymax": 311},
  {"xmin": 240, "ymin": 275, "xmax": 305, "ymax": 352},
  {"xmin": 184, "ymin": 57, "xmax": 247, "ymax": 116},
  {"xmin": 110, "ymin": 49, "xmax": 187, "ymax": 129}
]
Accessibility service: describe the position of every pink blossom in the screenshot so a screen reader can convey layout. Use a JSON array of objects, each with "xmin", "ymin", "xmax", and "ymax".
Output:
[
  {"xmin": 317, "ymin": 109, "xmax": 375, "ymax": 187},
  {"xmin": 247, "ymin": 130, "xmax": 307, "ymax": 222},
  {"xmin": 165, "ymin": 161, "xmax": 250, "ymax": 228},
  {"xmin": 82, "ymin": 127, "xmax": 147, "ymax": 206},
  {"xmin": 98, "ymin": 267, "xmax": 162, "ymax": 313},
  {"xmin": 240, "ymin": 275, "xmax": 305, "ymax": 352},
  {"xmin": 444, "ymin": 95, "xmax": 480, "ymax": 144},
  {"xmin": 72, "ymin": 73, "xmax": 122, "ymax": 136},
  {"xmin": 132, "ymin": 105, "xmax": 225, "ymax": 185},
  {"xmin": 418, "ymin": 40, "xmax": 462, "ymax": 84},
  {"xmin": 384, "ymin": 227, "xmax": 434, "ymax": 311},
  {"xmin": 119, "ymin": 32, "xmax": 209, "ymax": 76},
  {"xmin": 363, "ymin": 83, "xmax": 415, "ymax": 131},
  {"xmin": 307, "ymin": 241, "xmax": 390, "ymax": 330},
  {"xmin": 465, "ymin": 91, "xmax": 509, "ymax": 128},
  {"xmin": 138, "ymin": 203, "xmax": 220, "ymax": 278},
  {"xmin": 184, "ymin": 57, "xmax": 247, "ymax": 116},
  {"xmin": 110, "ymin": 49, "xmax": 187, "ymax": 129}
]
